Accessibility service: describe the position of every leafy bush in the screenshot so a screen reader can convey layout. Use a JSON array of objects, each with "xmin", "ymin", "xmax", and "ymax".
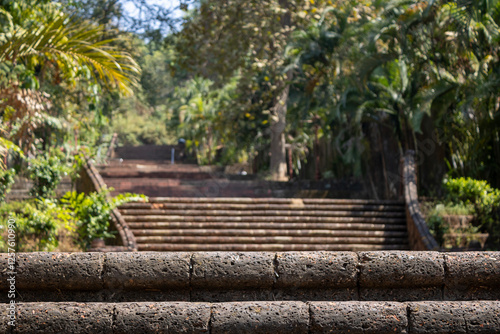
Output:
[
  {"xmin": 443, "ymin": 177, "xmax": 500, "ymax": 249},
  {"xmin": 422, "ymin": 202, "xmax": 472, "ymax": 247},
  {"xmin": 426, "ymin": 214, "xmax": 449, "ymax": 247},
  {"xmin": 0, "ymin": 189, "xmax": 147, "ymax": 252},
  {"xmin": 0, "ymin": 199, "xmax": 73, "ymax": 252},
  {"xmin": 28, "ymin": 154, "xmax": 67, "ymax": 199},
  {"xmin": 0, "ymin": 168, "xmax": 15, "ymax": 202},
  {"xmin": 61, "ymin": 189, "xmax": 147, "ymax": 250}
]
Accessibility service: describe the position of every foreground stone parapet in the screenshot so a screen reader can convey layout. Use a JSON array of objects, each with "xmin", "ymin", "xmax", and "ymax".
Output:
[
  {"xmin": 310, "ymin": 301, "xmax": 408, "ymax": 333},
  {"xmin": 359, "ymin": 251, "xmax": 444, "ymax": 301},
  {"xmin": 4, "ymin": 251, "xmax": 500, "ymax": 303},
  {"xmin": 445, "ymin": 252, "xmax": 500, "ymax": 300},
  {"xmin": 7, "ymin": 301, "xmax": 500, "ymax": 333}
]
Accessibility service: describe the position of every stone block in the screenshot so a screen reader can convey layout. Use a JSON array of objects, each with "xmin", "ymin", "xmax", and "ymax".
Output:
[
  {"xmin": 409, "ymin": 301, "xmax": 500, "ymax": 334},
  {"xmin": 409, "ymin": 302, "xmax": 467, "ymax": 333},
  {"xmin": 275, "ymin": 251, "xmax": 357, "ymax": 289},
  {"xmin": 359, "ymin": 251, "xmax": 444, "ymax": 288},
  {"xmin": 310, "ymin": 301, "xmax": 407, "ymax": 334},
  {"xmin": 103, "ymin": 252, "xmax": 191, "ymax": 290},
  {"xmin": 211, "ymin": 301, "xmax": 309, "ymax": 334},
  {"xmin": 0, "ymin": 299, "xmax": 14, "ymax": 334},
  {"xmin": 191, "ymin": 252, "xmax": 274, "ymax": 289},
  {"xmin": 15, "ymin": 302, "xmax": 113, "ymax": 333},
  {"xmin": 444, "ymin": 252, "xmax": 500, "ymax": 300},
  {"xmin": 465, "ymin": 301, "xmax": 500, "ymax": 334},
  {"xmin": 114, "ymin": 302, "xmax": 211, "ymax": 333},
  {"xmin": 16, "ymin": 253, "xmax": 103, "ymax": 290}
]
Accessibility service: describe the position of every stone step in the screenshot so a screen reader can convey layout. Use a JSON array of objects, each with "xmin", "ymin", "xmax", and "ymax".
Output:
[
  {"xmin": 107, "ymin": 183, "xmax": 220, "ymax": 197},
  {"xmin": 137, "ymin": 243, "xmax": 410, "ymax": 251},
  {"xmin": 145, "ymin": 197, "xmax": 404, "ymax": 205},
  {"xmin": 121, "ymin": 211, "xmax": 405, "ymax": 220},
  {"xmin": 119, "ymin": 203, "xmax": 405, "ymax": 212},
  {"xmin": 131, "ymin": 229, "xmax": 409, "ymax": 237},
  {"xmin": 11, "ymin": 300, "xmax": 500, "ymax": 334},
  {"xmin": 100, "ymin": 160, "xmax": 201, "ymax": 167},
  {"xmin": 135, "ymin": 235, "xmax": 407, "ymax": 245},
  {"xmin": 100, "ymin": 170, "xmax": 215, "ymax": 179},
  {"xmin": 124, "ymin": 214, "xmax": 407, "ymax": 223},
  {"xmin": 127, "ymin": 221, "xmax": 407, "ymax": 231},
  {"xmin": 105, "ymin": 180, "xmax": 373, "ymax": 197}
]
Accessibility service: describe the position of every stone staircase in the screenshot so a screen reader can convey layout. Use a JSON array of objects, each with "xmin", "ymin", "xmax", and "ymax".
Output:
[
  {"xmin": 119, "ymin": 198, "xmax": 409, "ymax": 251},
  {"xmin": 94, "ymin": 145, "xmax": 410, "ymax": 252}
]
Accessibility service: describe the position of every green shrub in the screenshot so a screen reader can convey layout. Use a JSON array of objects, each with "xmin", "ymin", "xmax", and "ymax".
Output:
[
  {"xmin": 0, "ymin": 199, "xmax": 72, "ymax": 252},
  {"xmin": 28, "ymin": 154, "xmax": 66, "ymax": 199},
  {"xmin": 443, "ymin": 177, "xmax": 500, "ymax": 249},
  {"xmin": 426, "ymin": 214, "xmax": 449, "ymax": 247},
  {"xmin": 61, "ymin": 189, "xmax": 147, "ymax": 250},
  {"xmin": 0, "ymin": 168, "xmax": 15, "ymax": 201},
  {"xmin": 0, "ymin": 190, "xmax": 146, "ymax": 252}
]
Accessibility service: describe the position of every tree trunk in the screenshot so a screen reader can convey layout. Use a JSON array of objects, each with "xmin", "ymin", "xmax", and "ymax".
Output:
[
  {"xmin": 270, "ymin": 0, "xmax": 291, "ymax": 181},
  {"xmin": 270, "ymin": 82, "xmax": 289, "ymax": 181}
]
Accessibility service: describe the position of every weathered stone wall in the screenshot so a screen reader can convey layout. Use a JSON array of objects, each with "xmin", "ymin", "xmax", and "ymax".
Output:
[
  {"xmin": 403, "ymin": 151, "xmax": 439, "ymax": 250},
  {"xmin": 1, "ymin": 251, "xmax": 499, "ymax": 333},
  {"xmin": 2, "ymin": 251, "xmax": 499, "ymax": 303},
  {"xmin": 2, "ymin": 300, "xmax": 498, "ymax": 333}
]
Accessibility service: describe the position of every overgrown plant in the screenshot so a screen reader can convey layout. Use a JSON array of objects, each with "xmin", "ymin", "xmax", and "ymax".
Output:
[
  {"xmin": 61, "ymin": 189, "xmax": 147, "ymax": 250},
  {"xmin": 28, "ymin": 154, "xmax": 66, "ymax": 199},
  {"xmin": 0, "ymin": 168, "xmax": 15, "ymax": 201},
  {"xmin": 444, "ymin": 177, "xmax": 500, "ymax": 249},
  {"xmin": 0, "ymin": 199, "xmax": 74, "ymax": 252},
  {"xmin": 426, "ymin": 214, "xmax": 449, "ymax": 247}
]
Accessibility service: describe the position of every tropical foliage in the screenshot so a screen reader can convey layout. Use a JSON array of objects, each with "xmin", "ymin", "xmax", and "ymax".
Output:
[
  {"xmin": 1, "ymin": 0, "xmax": 499, "ymax": 249},
  {"xmin": 0, "ymin": 0, "xmax": 140, "ymax": 157}
]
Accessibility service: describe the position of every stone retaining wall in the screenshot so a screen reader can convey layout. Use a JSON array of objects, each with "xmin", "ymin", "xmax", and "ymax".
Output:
[
  {"xmin": 2, "ymin": 251, "xmax": 499, "ymax": 303},
  {"xmin": 403, "ymin": 151, "xmax": 439, "ymax": 250},
  {"xmin": 2, "ymin": 301, "xmax": 499, "ymax": 333}
]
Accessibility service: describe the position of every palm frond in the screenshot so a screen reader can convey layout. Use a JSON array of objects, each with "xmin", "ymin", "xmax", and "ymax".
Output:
[{"xmin": 0, "ymin": 14, "xmax": 140, "ymax": 96}]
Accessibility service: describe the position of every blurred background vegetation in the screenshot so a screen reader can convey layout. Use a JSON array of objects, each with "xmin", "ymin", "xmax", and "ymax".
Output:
[{"xmin": 1, "ymin": 0, "xmax": 500, "ymax": 249}]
